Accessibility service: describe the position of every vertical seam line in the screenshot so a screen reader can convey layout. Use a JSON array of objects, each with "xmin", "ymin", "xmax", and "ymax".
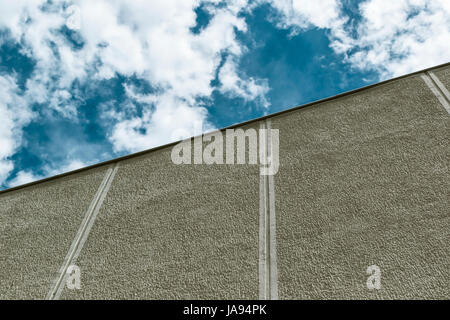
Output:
[
  {"xmin": 266, "ymin": 118, "xmax": 278, "ymax": 300},
  {"xmin": 265, "ymin": 121, "xmax": 270, "ymax": 300},
  {"xmin": 258, "ymin": 119, "xmax": 278, "ymax": 300},
  {"xmin": 46, "ymin": 162, "xmax": 120, "ymax": 300},
  {"xmin": 429, "ymin": 71, "xmax": 450, "ymax": 104},
  {"xmin": 421, "ymin": 71, "xmax": 450, "ymax": 114},
  {"xmin": 259, "ymin": 121, "xmax": 268, "ymax": 300}
]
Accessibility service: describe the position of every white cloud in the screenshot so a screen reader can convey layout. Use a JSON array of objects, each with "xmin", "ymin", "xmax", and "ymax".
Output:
[
  {"xmin": 109, "ymin": 92, "xmax": 215, "ymax": 152},
  {"xmin": 264, "ymin": 0, "xmax": 352, "ymax": 53},
  {"xmin": 266, "ymin": 0, "xmax": 450, "ymax": 78},
  {"xmin": 0, "ymin": 161, "xmax": 14, "ymax": 186},
  {"xmin": 0, "ymin": 0, "xmax": 270, "ymax": 157},
  {"xmin": 219, "ymin": 56, "xmax": 270, "ymax": 108},
  {"xmin": 265, "ymin": 0, "xmax": 346, "ymax": 30},
  {"xmin": 8, "ymin": 170, "xmax": 39, "ymax": 187},
  {"xmin": 0, "ymin": 75, "xmax": 33, "ymax": 185},
  {"xmin": 7, "ymin": 159, "xmax": 89, "ymax": 188},
  {"xmin": 345, "ymin": 0, "xmax": 450, "ymax": 77},
  {"xmin": 45, "ymin": 159, "xmax": 87, "ymax": 176}
]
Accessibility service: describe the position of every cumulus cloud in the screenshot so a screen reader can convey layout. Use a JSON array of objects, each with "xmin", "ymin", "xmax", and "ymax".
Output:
[
  {"xmin": 219, "ymin": 55, "xmax": 270, "ymax": 108},
  {"xmin": 7, "ymin": 170, "xmax": 38, "ymax": 187},
  {"xmin": 2, "ymin": 0, "xmax": 269, "ymax": 139},
  {"xmin": 87, "ymin": 0, "xmax": 269, "ymax": 151},
  {"xmin": 45, "ymin": 159, "xmax": 87, "ymax": 176},
  {"xmin": 8, "ymin": 159, "xmax": 88, "ymax": 188},
  {"xmin": 109, "ymin": 92, "xmax": 215, "ymax": 152},
  {"xmin": 345, "ymin": 0, "xmax": 450, "ymax": 77},
  {"xmin": 0, "ymin": 75, "xmax": 33, "ymax": 185},
  {"xmin": 264, "ymin": 0, "xmax": 352, "ymax": 53},
  {"xmin": 266, "ymin": 0, "xmax": 450, "ymax": 78},
  {"xmin": 265, "ymin": 0, "xmax": 346, "ymax": 29}
]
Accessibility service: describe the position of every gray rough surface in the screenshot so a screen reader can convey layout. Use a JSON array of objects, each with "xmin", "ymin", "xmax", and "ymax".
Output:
[
  {"xmin": 60, "ymin": 124, "xmax": 260, "ymax": 299},
  {"xmin": 272, "ymin": 73, "xmax": 450, "ymax": 299},
  {"xmin": 0, "ymin": 168, "xmax": 107, "ymax": 299},
  {"xmin": 434, "ymin": 65, "xmax": 450, "ymax": 95}
]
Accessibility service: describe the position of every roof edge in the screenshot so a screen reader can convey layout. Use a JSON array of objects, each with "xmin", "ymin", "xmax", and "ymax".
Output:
[{"xmin": 1, "ymin": 61, "xmax": 449, "ymax": 195}]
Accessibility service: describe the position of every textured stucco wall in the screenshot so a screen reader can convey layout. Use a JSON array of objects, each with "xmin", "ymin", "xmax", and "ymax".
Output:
[
  {"xmin": 272, "ymin": 72, "xmax": 450, "ymax": 299},
  {"xmin": 434, "ymin": 66, "xmax": 450, "ymax": 93},
  {"xmin": 60, "ymin": 124, "xmax": 260, "ymax": 299},
  {"xmin": 0, "ymin": 168, "xmax": 108, "ymax": 299},
  {"xmin": 0, "ymin": 65, "xmax": 449, "ymax": 300}
]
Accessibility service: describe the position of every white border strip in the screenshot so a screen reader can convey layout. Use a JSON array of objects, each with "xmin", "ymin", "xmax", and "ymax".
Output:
[
  {"xmin": 258, "ymin": 119, "xmax": 278, "ymax": 300},
  {"xmin": 46, "ymin": 162, "xmax": 119, "ymax": 300},
  {"xmin": 421, "ymin": 72, "xmax": 450, "ymax": 114}
]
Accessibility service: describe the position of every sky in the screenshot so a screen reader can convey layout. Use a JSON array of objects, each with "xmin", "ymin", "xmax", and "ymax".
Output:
[{"xmin": 0, "ymin": 0, "xmax": 449, "ymax": 189}]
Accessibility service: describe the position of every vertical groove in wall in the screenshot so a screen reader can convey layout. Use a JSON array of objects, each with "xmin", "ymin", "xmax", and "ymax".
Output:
[
  {"xmin": 266, "ymin": 119, "xmax": 278, "ymax": 300},
  {"xmin": 46, "ymin": 162, "xmax": 120, "ymax": 300},
  {"xmin": 421, "ymin": 71, "xmax": 450, "ymax": 114},
  {"xmin": 258, "ymin": 119, "xmax": 278, "ymax": 300},
  {"xmin": 258, "ymin": 121, "xmax": 268, "ymax": 300}
]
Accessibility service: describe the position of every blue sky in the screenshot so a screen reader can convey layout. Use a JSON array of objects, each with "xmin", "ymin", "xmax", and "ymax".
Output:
[{"xmin": 0, "ymin": 0, "xmax": 449, "ymax": 189}]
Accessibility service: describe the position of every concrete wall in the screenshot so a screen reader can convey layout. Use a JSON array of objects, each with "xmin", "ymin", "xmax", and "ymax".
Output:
[
  {"xmin": 61, "ymin": 123, "xmax": 260, "ymax": 300},
  {"xmin": 0, "ymin": 168, "xmax": 108, "ymax": 299},
  {"xmin": 0, "ymin": 63, "xmax": 449, "ymax": 300},
  {"xmin": 272, "ymin": 71, "xmax": 449, "ymax": 299}
]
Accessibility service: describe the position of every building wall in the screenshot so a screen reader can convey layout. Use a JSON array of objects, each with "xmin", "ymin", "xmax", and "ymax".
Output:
[
  {"xmin": 0, "ymin": 64, "xmax": 449, "ymax": 300},
  {"xmin": 272, "ymin": 70, "xmax": 449, "ymax": 299}
]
